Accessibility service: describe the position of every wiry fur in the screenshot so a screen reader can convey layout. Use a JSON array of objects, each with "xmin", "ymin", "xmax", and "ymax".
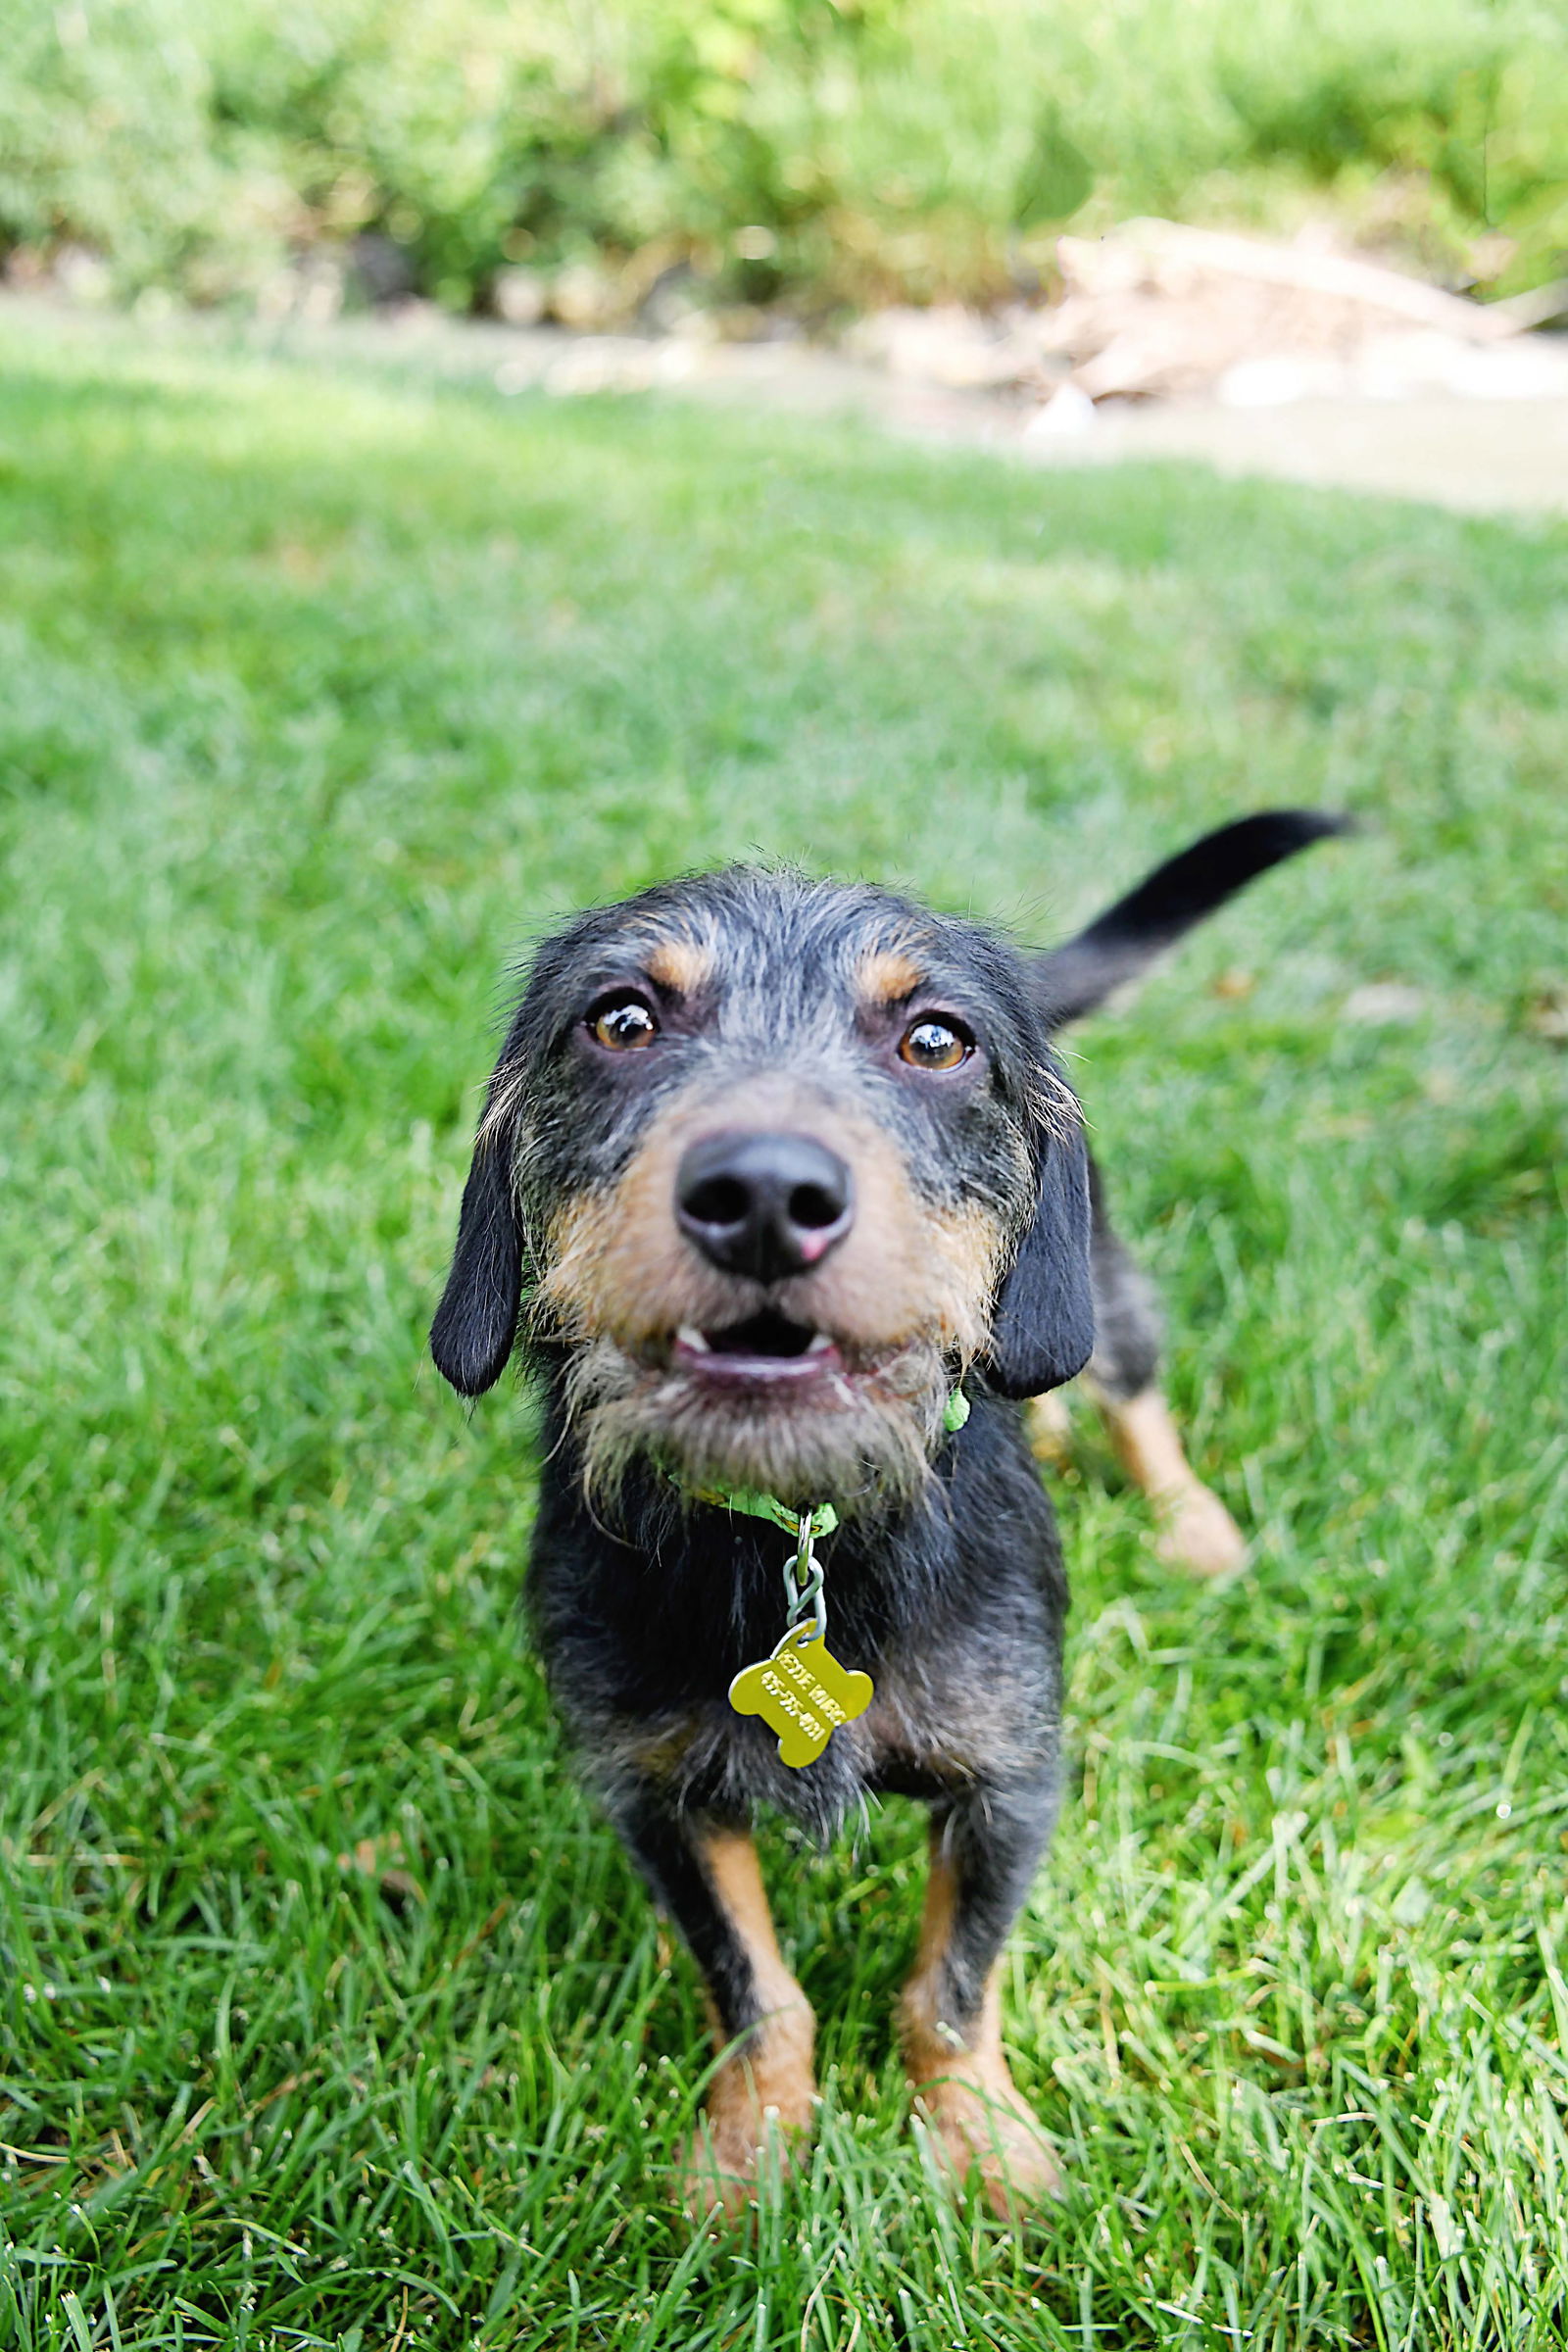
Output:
[
  {"xmin": 560, "ymin": 1328, "xmax": 951, "ymax": 1515},
  {"xmin": 428, "ymin": 811, "xmax": 1348, "ymax": 2217}
]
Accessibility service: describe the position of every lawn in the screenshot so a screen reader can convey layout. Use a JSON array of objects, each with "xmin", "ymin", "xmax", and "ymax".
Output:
[{"xmin": 1, "ymin": 301, "xmax": 1566, "ymax": 2351}]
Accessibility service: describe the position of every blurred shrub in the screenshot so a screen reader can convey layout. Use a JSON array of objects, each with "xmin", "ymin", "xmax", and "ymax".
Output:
[{"xmin": 1, "ymin": 0, "xmax": 1563, "ymax": 313}]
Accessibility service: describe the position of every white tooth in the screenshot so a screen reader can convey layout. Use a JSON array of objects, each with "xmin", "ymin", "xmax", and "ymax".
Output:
[
  {"xmin": 677, "ymin": 1324, "xmax": 711, "ymax": 1353},
  {"xmin": 805, "ymin": 1333, "xmax": 833, "ymax": 1354}
]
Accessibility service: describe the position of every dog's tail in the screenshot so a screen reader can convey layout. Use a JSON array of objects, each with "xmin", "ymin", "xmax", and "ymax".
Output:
[{"xmin": 1034, "ymin": 808, "xmax": 1351, "ymax": 1032}]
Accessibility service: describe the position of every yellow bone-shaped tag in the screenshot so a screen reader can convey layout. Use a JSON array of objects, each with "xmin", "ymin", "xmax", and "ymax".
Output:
[{"xmin": 728, "ymin": 1628, "xmax": 874, "ymax": 1769}]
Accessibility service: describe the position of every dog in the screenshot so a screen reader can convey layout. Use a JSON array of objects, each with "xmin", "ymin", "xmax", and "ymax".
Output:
[{"xmin": 429, "ymin": 809, "xmax": 1347, "ymax": 2219}]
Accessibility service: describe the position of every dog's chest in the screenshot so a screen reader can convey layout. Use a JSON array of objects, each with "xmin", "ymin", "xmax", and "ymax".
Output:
[
  {"xmin": 528, "ymin": 1419, "xmax": 1065, "ymax": 1821},
  {"xmin": 557, "ymin": 1615, "xmax": 1060, "ymax": 1828}
]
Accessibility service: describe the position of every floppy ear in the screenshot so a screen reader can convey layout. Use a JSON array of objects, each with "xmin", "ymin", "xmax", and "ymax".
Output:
[
  {"xmin": 430, "ymin": 1110, "xmax": 524, "ymax": 1397},
  {"xmin": 985, "ymin": 1125, "xmax": 1096, "ymax": 1398}
]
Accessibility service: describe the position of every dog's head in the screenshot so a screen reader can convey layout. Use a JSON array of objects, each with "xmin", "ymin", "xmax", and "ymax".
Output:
[{"xmin": 431, "ymin": 869, "xmax": 1093, "ymax": 1512}]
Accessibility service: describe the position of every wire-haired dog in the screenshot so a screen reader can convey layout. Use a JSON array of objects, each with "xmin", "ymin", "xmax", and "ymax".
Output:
[{"xmin": 430, "ymin": 810, "xmax": 1347, "ymax": 2220}]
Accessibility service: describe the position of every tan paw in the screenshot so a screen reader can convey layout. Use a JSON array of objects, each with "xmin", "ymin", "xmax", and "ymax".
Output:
[
  {"xmin": 915, "ymin": 2071, "xmax": 1061, "ymax": 2221},
  {"xmin": 1152, "ymin": 1480, "xmax": 1249, "ymax": 1577},
  {"xmin": 677, "ymin": 2075, "xmax": 812, "ymax": 2225},
  {"xmin": 1023, "ymin": 1391, "xmax": 1074, "ymax": 1468}
]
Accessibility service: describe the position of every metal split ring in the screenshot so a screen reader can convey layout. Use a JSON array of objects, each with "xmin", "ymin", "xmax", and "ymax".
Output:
[{"xmin": 783, "ymin": 1512, "xmax": 828, "ymax": 1642}]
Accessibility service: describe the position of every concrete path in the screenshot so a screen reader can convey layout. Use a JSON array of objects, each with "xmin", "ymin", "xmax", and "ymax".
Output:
[
  {"xmin": 12, "ymin": 291, "xmax": 1565, "ymax": 521},
  {"xmin": 1008, "ymin": 388, "xmax": 1568, "ymax": 519},
  {"xmin": 313, "ymin": 307, "xmax": 1568, "ymax": 521}
]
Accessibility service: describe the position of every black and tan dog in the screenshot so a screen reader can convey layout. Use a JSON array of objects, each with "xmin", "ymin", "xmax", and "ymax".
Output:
[{"xmin": 430, "ymin": 810, "xmax": 1346, "ymax": 2219}]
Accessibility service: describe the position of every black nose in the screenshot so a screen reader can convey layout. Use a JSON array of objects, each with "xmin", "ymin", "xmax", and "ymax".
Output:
[{"xmin": 675, "ymin": 1130, "xmax": 855, "ymax": 1283}]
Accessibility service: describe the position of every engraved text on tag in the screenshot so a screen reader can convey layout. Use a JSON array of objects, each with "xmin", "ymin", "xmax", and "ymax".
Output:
[{"xmin": 729, "ymin": 1628, "xmax": 874, "ymax": 1768}]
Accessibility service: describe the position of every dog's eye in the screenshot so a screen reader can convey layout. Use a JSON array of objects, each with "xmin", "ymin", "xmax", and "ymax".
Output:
[
  {"xmin": 589, "ymin": 995, "xmax": 659, "ymax": 1051},
  {"xmin": 899, "ymin": 1017, "xmax": 972, "ymax": 1071}
]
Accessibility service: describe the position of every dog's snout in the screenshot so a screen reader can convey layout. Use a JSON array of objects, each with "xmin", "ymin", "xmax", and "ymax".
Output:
[{"xmin": 675, "ymin": 1130, "xmax": 855, "ymax": 1283}]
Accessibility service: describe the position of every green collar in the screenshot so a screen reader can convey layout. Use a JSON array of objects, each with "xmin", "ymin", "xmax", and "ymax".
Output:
[
  {"xmin": 669, "ymin": 1385, "xmax": 970, "ymax": 1533},
  {"xmin": 706, "ymin": 1489, "xmax": 840, "ymax": 1539}
]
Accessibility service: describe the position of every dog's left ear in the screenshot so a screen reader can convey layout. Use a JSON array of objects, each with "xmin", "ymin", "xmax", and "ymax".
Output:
[
  {"xmin": 430, "ymin": 1089, "xmax": 524, "ymax": 1398},
  {"xmin": 985, "ymin": 1125, "xmax": 1096, "ymax": 1398}
]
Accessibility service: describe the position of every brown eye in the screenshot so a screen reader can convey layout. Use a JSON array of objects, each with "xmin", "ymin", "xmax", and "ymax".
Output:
[
  {"xmin": 589, "ymin": 995, "xmax": 659, "ymax": 1051},
  {"xmin": 899, "ymin": 1017, "xmax": 972, "ymax": 1071}
]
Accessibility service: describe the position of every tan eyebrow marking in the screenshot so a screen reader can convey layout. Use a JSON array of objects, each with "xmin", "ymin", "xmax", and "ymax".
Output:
[
  {"xmin": 644, "ymin": 939, "xmax": 712, "ymax": 996},
  {"xmin": 858, "ymin": 949, "xmax": 925, "ymax": 1005}
]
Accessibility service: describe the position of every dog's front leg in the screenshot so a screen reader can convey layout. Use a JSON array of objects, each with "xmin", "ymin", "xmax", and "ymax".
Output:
[
  {"xmin": 613, "ymin": 1791, "xmax": 815, "ymax": 2221},
  {"xmin": 900, "ymin": 1779, "xmax": 1060, "ymax": 2219}
]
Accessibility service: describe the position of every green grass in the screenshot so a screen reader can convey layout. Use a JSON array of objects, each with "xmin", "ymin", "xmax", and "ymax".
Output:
[{"xmin": 2, "ymin": 300, "xmax": 1566, "ymax": 2350}]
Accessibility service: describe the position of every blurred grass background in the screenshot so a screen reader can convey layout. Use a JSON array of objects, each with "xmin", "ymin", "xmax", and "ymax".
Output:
[
  {"xmin": 1, "ymin": 0, "xmax": 1566, "ymax": 319},
  {"xmin": 2, "ymin": 301, "xmax": 1566, "ymax": 2345}
]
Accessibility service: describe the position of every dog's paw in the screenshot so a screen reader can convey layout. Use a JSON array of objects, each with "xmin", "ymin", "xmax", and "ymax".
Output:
[
  {"xmin": 1152, "ymin": 1480, "xmax": 1249, "ymax": 1577},
  {"xmin": 678, "ymin": 2102, "xmax": 808, "ymax": 2225},
  {"xmin": 1023, "ymin": 1391, "xmax": 1074, "ymax": 1468},
  {"xmin": 677, "ymin": 2052, "xmax": 815, "ymax": 2225},
  {"xmin": 914, "ymin": 2072, "xmax": 1061, "ymax": 2221}
]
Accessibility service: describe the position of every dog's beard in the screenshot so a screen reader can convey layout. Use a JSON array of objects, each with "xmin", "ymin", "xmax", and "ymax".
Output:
[{"xmin": 560, "ymin": 1335, "xmax": 951, "ymax": 1516}]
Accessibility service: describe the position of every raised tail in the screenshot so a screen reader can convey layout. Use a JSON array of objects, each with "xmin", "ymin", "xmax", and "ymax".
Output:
[{"xmin": 1034, "ymin": 808, "xmax": 1352, "ymax": 1032}]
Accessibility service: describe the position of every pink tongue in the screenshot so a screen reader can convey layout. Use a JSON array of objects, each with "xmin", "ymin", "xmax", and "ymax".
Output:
[
  {"xmin": 675, "ymin": 1331, "xmax": 840, "ymax": 1383},
  {"xmin": 695, "ymin": 1351, "xmax": 830, "ymax": 1384}
]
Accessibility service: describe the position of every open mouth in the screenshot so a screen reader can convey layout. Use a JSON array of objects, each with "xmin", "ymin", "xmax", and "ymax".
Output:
[{"xmin": 672, "ymin": 1308, "xmax": 843, "ymax": 1389}]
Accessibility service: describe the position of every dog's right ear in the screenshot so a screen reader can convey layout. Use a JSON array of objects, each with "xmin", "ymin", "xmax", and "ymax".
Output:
[
  {"xmin": 984, "ymin": 1121, "xmax": 1095, "ymax": 1400},
  {"xmin": 430, "ymin": 1089, "xmax": 524, "ymax": 1397}
]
